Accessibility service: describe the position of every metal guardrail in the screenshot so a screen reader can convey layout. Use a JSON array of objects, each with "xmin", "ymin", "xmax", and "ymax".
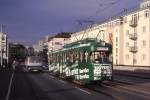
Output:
[
  {"xmin": 129, "ymin": 33, "xmax": 137, "ymax": 40},
  {"xmin": 129, "ymin": 20, "xmax": 138, "ymax": 27},
  {"xmin": 129, "ymin": 46, "xmax": 138, "ymax": 53}
]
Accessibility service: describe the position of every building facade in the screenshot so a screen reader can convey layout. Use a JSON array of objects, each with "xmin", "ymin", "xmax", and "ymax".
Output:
[
  {"xmin": 47, "ymin": 32, "xmax": 71, "ymax": 52},
  {"xmin": 0, "ymin": 32, "xmax": 8, "ymax": 67},
  {"xmin": 33, "ymin": 44, "xmax": 40, "ymax": 53},
  {"xmin": 9, "ymin": 43, "xmax": 27, "ymax": 65},
  {"xmin": 71, "ymin": 0, "xmax": 150, "ymax": 67},
  {"xmin": 38, "ymin": 40, "xmax": 44, "ymax": 52}
]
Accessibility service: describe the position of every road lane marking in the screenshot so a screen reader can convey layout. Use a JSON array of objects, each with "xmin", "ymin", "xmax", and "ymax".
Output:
[
  {"xmin": 5, "ymin": 72, "xmax": 14, "ymax": 100},
  {"xmin": 75, "ymin": 87, "xmax": 91, "ymax": 95}
]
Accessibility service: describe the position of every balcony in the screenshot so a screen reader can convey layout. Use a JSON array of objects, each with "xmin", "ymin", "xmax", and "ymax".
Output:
[
  {"xmin": 129, "ymin": 46, "xmax": 138, "ymax": 53},
  {"xmin": 129, "ymin": 20, "xmax": 138, "ymax": 27},
  {"xmin": 129, "ymin": 33, "xmax": 137, "ymax": 40}
]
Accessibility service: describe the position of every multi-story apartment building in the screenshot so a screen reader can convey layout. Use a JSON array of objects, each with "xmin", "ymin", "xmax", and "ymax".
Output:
[
  {"xmin": 48, "ymin": 32, "xmax": 71, "ymax": 52},
  {"xmin": 71, "ymin": 0, "xmax": 150, "ymax": 67}
]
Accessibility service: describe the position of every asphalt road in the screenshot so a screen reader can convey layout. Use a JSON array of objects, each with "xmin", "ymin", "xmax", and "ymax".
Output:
[
  {"xmin": 1, "ymin": 66, "xmax": 150, "ymax": 100},
  {"xmin": 0, "ymin": 66, "xmax": 112, "ymax": 100},
  {"xmin": 0, "ymin": 67, "xmax": 12, "ymax": 100}
]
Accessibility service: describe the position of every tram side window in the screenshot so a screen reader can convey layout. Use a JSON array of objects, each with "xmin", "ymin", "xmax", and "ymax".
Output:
[
  {"xmin": 76, "ymin": 52, "xmax": 79, "ymax": 61},
  {"xmin": 53, "ymin": 55, "xmax": 55, "ymax": 63},
  {"xmin": 56, "ymin": 55, "xmax": 57, "ymax": 62},
  {"xmin": 58, "ymin": 54, "xmax": 62, "ymax": 62},
  {"xmin": 82, "ymin": 51, "xmax": 88, "ymax": 62},
  {"xmin": 82, "ymin": 51, "xmax": 85, "ymax": 62},
  {"xmin": 85, "ymin": 51, "xmax": 88, "ymax": 62},
  {"xmin": 63, "ymin": 53, "xmax": 66, "ymax": 63},
  {"xmin": 68, "ymin": 51, "xmax": 72, "ymax": 63},
  {"xmin": 80, "ymin": 52, "xmax": 83, "ymax": 62},
  {"xmin": 49, "ymin": 55, "xmax": 51, "ymax": 64},
  {"xmin": 50, "ymin": 55, "xmax": 53, "ymax": 64},
  {"xmin": 52, "ymin": 55, "xmax": 54, "ymax": 63},
  {"xmin": 61, "ymin": 54, "xmax": 63, "ymax": 63},
  {"xmin": 70, "ymin": 51, "xmax": 74, "ymax": 63},
  {"xmin": 73, "ymin": 51, "xmax": 77, "ymax": 63},
  {"xmin": 64, "ymin": 53, "xmax": 67, "ymax": 62},
  {"xmin": 61, "ymin": 54, "xmax": 63, "ymax": 62},
  {"xmin": 90, "ymin": 52, "xmax": 95, "ymax": 62},
  {"xmin": 55, "ymin": 55, "xmax": 57, "ymax": 63},
  {"xmin": 66, "ymin": 53, "xmax": 69, "ymax": 63},
  {"xmin": 57, "ymin": 55, "xmax": 59, "ymax": 62},
  {"xmin": 54, "ymin": 55, "xmax": 57, "ymax": 63},
  {"xmin": 56, "ymin": 55, "xmax": 58, "ymax": 63}
]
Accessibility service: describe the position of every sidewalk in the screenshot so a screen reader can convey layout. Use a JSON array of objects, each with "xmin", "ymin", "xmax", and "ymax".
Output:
[{"xmin": 113, "ymin": 65, "xmax": 150, "ymax": 72}]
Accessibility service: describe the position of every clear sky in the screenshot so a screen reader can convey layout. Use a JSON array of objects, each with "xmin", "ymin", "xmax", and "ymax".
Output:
[{"xmin": 0, "ymin": 0, "xmax": 140, "ymax": 45}]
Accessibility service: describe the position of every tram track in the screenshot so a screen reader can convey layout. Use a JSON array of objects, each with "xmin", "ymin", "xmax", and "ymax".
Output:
[
  {"xmin": 47, "ymin": 73, "xmax": 150, "ymax": 100},
  {"xmin": 86, "ymin": 71, "xmax": 150, "ymax": 100},
  {"xmin": 47, "ymin": 74, "xmax": 122, "ymax": 100},
  {"xmin": 84, "ymin": 85, "xmax": 123, "ymax": 100},
  {"xmin": 114, "ymin": 72, "xmax": 150, "ymax": 89},
  {"xmin": 101, "ymin": 80, "xmax": 150, "ymax": 99}
]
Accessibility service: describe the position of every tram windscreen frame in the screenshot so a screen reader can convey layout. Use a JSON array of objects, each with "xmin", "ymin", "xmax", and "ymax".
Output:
[{"xmin": 92, "ymin": 51, "xmax": 111, "ymax": 64}]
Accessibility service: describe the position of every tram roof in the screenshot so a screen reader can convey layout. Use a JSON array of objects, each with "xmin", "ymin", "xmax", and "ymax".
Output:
[
  {"xmin": 63, "ymin": 38, "xmax": 97, "ymax": 48},
  {"xmin": 50, "ymin": 38, "xmax": 112, "ymax": 53}
]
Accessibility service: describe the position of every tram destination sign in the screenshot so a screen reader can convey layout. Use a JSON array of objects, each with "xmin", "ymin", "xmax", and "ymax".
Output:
[{"xmin": 97, "ymin": 47, "xmax": 109, "ymax": 51}]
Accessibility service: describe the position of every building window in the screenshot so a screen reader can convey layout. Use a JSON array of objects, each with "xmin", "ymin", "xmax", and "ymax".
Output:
[
  {"xmin": 2, "ymin": 35, "xmax": 5, "ymax": 41},
  {"xmin": 116, "ymin": 37, "xmax": 118, "ymax": 46},
  {"xmin": 126, "ymin": 42, "xmax": 129, "ymax": 47},
  {"xmin": 116, "ymin": 59, "xmax": 118, "ymax": 65},
  {"xmin": 116, "ymin": 37, "xmax": 118, "ymax": 42},
  {"xmin": 138, "ymin": 14, "xmax": 139, "ymax": 20},
  {"xmin": 142, "ymin": 40, "xmax": 146, "ymax": 47},
  {"xmin": 145, "ymin": 10, "xmax": 148, "ymax": 18},
  {"xmin": 142, "ymin": 26, "xmax": 146, "ymax": 33},
  {"xmin": 132, "ymin": 14, "xmax": 139, "ymax": 22},
  {"xmin": 126, "ymin": 54, "xmax": 129, "ymax": 60},
  {"xmin": 126, "ymin": 30, "xmax": 129, "ymax": 36},
  {"xmin": 142, "ymin": 54, "xmax": 146, "ymax": 60},
  {"xmin": 124, "ymin": 17, "xmax": 127, "ymax": 23},
  {"xmin": 116, "ymin": 48, "xmax": 118, "ymax": 54},
  {"xmin": 134, "ymin": 59, "xmax": 137, "ymax": 64}
]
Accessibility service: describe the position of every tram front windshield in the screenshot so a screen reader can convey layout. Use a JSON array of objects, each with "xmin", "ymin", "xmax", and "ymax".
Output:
[{"xmin": 94, "ymin": 51, "xmax": 111, "ymax": 63}]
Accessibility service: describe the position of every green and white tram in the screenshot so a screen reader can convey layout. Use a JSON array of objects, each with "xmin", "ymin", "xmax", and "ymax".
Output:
[{"xmin": 48, "ymin": 38, "xmax": 113, "ymax": 84}]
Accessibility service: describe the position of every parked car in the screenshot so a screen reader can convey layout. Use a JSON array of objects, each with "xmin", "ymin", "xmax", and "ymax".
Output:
[{"xmin": 25, "ymin": 56, "xmax": 43, "ymax": 72}]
